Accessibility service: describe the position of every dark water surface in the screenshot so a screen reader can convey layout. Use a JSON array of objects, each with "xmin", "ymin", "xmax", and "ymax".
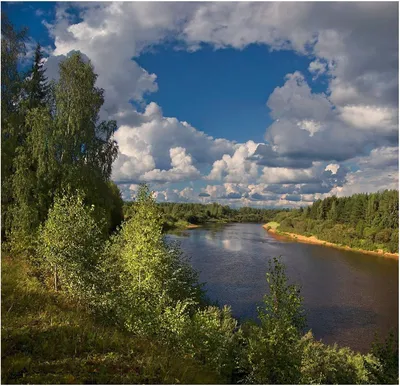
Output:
[{"xmin": 167, "ymin": 223, "xmax": 398, "ymax": 353}]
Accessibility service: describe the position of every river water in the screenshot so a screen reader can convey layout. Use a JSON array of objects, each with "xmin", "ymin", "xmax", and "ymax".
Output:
[{"xmin": 167, "ymin": 223, "xmax": 398, "ymax": 353}]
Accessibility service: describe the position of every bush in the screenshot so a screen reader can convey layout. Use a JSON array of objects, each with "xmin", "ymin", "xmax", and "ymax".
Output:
[
  {"xmin": 366, "ymin": 331, "xmax": 399, "ymax": 384},
  {"xmin": 300, "ymin": 332, "xmax": 372, "ymax": 384},
  {"xmin": 94, "ymin": 185, "xmax": 205, "ymax": 338},
  {"xmin": 38, "ymin": 192, "xmax": 106, "ymax": 300},
  {"xmin": 188, "ymin": 305, "xmax": 237, "ymax": 378},
  {"xmin": 240, "ymin": 257, "xmax": 306, "ymax": 384}
]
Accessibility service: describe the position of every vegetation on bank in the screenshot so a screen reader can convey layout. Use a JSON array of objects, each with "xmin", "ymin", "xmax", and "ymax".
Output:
[
  {"xmin": 124, "ymin": 201, "xmax": 285, "ymax": 230},
  {"xmin": 269, "ymin": 191, "xmax": 399, "ymax": 254},
  {"xmin": 1, "ymin": 14, "xmax": 398, "ymax": 385},
  {"xmin": 2, "ymin": 257, "xmax": 222, "ymax": 384}
]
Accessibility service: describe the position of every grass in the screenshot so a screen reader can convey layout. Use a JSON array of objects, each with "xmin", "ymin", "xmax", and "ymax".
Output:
[
  {"xmin": 265, "ymin": 221, "xmax": 280, "ymax": 230},
  {"xmin": 1, "ymin": 257, "xmax": 223, "ymax": 384}
]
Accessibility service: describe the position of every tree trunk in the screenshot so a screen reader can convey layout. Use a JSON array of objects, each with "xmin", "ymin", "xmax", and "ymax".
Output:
[{"xmin": 54, "ymin": 265, "xmax": 58, "ymax": 291}]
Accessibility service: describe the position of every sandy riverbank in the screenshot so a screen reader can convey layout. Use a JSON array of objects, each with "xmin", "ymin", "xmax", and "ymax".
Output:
[
  {"xmin": 186, "ymin": 224, "xmax": 201, "ymax": 229},
  {"xmin": 263, "ymin": 224, "xmax": 399, "ymax": 260}
]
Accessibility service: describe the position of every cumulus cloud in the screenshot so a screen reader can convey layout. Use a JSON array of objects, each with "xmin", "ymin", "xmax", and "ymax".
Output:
[
  {"xmin": 112, "ymin": 102, "xmax": 235, "ymax": 183},
  {"xmin": 207, "ymin": 141, "xmax": 259, "ymax": 183},
  {"xmin": 42, "ymin": 2, "xmax": 398, "ymax": 206},
  {"xmin": 261, "ymin": 71, "xmax": 397, "ymax": 166},
  {"xmin": 183, "ymin": 2, "xmax": 398, "ymax": 109},
  {"xmin": 142, "ymin": 147, "xmax": 201, "ymax": 183},
  {"xmin": 338, "ymin": 105, "xmax": 398, "ymax": 134},
  {"xmin": 308, "ymin": 59, "xmax": 327, "ymax": 79}
]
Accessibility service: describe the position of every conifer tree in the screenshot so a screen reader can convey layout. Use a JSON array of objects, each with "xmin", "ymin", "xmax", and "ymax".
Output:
[{"xmin": 25, "ymin": 43, "xmax": 49, "ymax": 109}]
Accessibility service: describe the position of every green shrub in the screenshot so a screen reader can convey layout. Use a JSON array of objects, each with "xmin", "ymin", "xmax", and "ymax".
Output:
[
  {"xmin": 38, "ymin": 192, "xmax": 105, "ymax": 299},
  {"xmin": 300, "ymin": 332, "xmax": 373, "ymax": 384},
  {"xmin": 240, "ymin": 257, "xmax": 306, "ymax": 384}
]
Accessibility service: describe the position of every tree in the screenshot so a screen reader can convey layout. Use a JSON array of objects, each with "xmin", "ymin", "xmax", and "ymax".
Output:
[
  {"xmin": 9, "ymin": 43, "xmax": 50, "ymax": 252},
  {"xmin": 25, "ymin": 43, "xmax": 49, "ymax": 109},
  {"xmin": 10, "ymin": 52, "xmax": 120, "ymax": 253},
  {"xmin": 38, "ymin": 192, "xmax": 106, "ymax": 295},
  {"xmin": 108, "ymin": 184, "xmax": 204, "ymax": 336},
  {"xmin": 242, "ymin": 257, "xmax": 306, "ymax": 384},
  {"xmin": 1, "ymin": 14, "xmax": 27, "ymax": 239},
  {"xmin": 327, "ymin": 199, "xmax": 338, "ymax": 222},
  {"xmin": 366, "ymin": 331, "xmax": 399, "ymax": 384}
]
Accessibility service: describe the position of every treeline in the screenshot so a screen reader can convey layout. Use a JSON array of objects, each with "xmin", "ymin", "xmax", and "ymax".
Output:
[
  {"xmin": 124, "ymin": 201, "xmax": 286, "ymax": 230},
  {"xmin": 276, "ymin": 190, "xmax": 399, "ymax": 253},
  {"xmin": 2, "ymin": 16, "xmax": 398, "ymax": 384},
  {"xmin": 1, "ymin": 14, "xmax": 124, "ymax": 257}
]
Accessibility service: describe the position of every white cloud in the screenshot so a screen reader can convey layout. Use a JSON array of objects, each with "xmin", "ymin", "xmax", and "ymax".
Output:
[
  {"xmin": 42, "ymin": 2, "xmax": 398, "ymax": 206},
  {"xmin": 142, "ymin": 147, "xmax": 201, "ymax": 183},
  {"xmin": 267, "ymin": 72, "xmax": 333, "ymax": 123},
  {"xmin": 260, "ymin": 166, "xmax": 318, "ymax": 185},
  {"xmin": 297, "ymin": 120, "xmax": 321, "ymax": 137},
  {"xmin": 308, "ymin": 59, "xmax": 327, "ymax": 79},
  {"xmin": 325, "ymin": 163, "xmax": 340, "ymax": 175},
  {"xmin": 112, "ymin": 102, "xmax": 235, "ymax": 183},
  {"xmin": 207, "ymin": 141, "xmax": 260, "ymax": 183},
  {"xmin": 338, "ymin": 105, "xmax": 398, "ymax": 133}
]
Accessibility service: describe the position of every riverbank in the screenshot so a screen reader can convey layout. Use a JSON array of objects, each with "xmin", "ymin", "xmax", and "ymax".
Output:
[
  {"xmin": 263, "ymin": 224, "xmax": 399, "ymax": 260},
  {"xmin": 186, "ymin": 224, "xmax": 201, "ymax": 229},
  {"xmin": 164, "ymin": 221, "xmax": 202, "ymax": 231}
]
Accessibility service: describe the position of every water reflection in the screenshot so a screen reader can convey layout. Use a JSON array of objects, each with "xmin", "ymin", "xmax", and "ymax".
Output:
[
  {"xmin": 167, "ymin": 223, "xmax": 398, "ymax": 353},
  {"xmin": 203, "ymin": 232, "xmax": 242, "ymax": 251}
]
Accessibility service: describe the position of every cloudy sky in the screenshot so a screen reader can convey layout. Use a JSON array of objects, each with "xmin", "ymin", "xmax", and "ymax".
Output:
[{"xmin": 5, "ymin": 1, "xmax": 399, "ymax": 207}]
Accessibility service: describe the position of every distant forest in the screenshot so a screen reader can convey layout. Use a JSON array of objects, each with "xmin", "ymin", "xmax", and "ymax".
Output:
[
  {"xmin": 124, "ymin": 201, "xmax": 285, "ymax": 229},
  {"xmin": 124, "ymin": 189, "xmax": 399, "ymax": 253},
  {"xmin": 276, "ymin": 190, "xmax": 399, "ymax": 253}
]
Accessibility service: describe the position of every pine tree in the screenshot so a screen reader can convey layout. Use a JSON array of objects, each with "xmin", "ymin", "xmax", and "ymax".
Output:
[
  {"xmin": 25, "ymin": 43, "xmax": 49, "ymax": 109},
  {"xmin": 328, "ymin": 200, "xmax": 338, "ymax": 222},
  {"xmin": 10, "ymin": 52, "xmax": 121, "ymax": 253}
]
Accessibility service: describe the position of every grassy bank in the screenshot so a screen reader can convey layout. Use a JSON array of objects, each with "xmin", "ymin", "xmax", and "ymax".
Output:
[
  {"xmin": 163, "ymin": 219, "xmax": 202, "ymax": 231},
  {"xmin": 1, "ymin": 257, "xmax": 223, "ymax": 384},
  {"xmin": 263, "ymin": 223, "xmax": 399, "ymax": 260}
]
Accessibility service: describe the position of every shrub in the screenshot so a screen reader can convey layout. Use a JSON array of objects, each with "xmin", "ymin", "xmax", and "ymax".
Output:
[
  {"xmin": 300, "ymin": 332, "xmax": 372, "ymax": 384},
  {"xmin": 38, "ymin": 192, "xmax": 105, "ymax": 300},
  {"xmin": 241, "ymin": 257, "xmax": 306, "ymax": 384}
]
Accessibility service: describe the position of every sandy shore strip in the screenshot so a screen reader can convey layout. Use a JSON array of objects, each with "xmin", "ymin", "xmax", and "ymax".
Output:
[
  {"xmin": 263, "ymin": 224, "xmax": 399, "ymax": 260},
  {"xmin": 186, "ymin": 224, "xmax": 201, "ymax": 229}
]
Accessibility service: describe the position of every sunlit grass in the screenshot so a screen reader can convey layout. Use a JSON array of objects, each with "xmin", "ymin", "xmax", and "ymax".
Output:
[
  {"xmin": 1, "ymin": 257, "xmax": 223, "ymax": 384},
  {"xmin": 265, "ymin": 221, "xmax": 280, "ymax": 230}
]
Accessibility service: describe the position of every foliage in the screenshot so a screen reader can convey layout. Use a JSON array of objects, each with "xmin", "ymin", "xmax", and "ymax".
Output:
[
  {"xmin": 241, "ymin": 257, "xmax": 306, "ymax": 384},
  {"xmin": 299, "ymin": 332, "xmax": 376, "ymax": 384},
  {"xmin": 278, "ymin": 190, "xmax": 399, "ymax": 253},
  {"xmin": 37, "ymin": 192, "xmax": 106, "ymax": 298},
  {"xmin": 95, "ymin": 185, "xmax": 205, "ymax": 336},
  {"xmin": 1, "ymin": 13, "xmax": 28, "ymax": 240},
  {"xmin": 1, "ymin": 258, "xmax": 223, "ymax": 384},
  {"xmin": 2, "ymin": 15, "xmax": 398, "ymax": 385},
  {"xmin": 24, "ymin": 43, "xmax": 49, "ymax": 109},
  {"xmin": 365, "ymin": 331, "xmax": 399, "ymax": 384},
  {"xmin": 124, "ymin": 201, "xmax": 286, "ymax": 230},
  {"xmin": 4, "ymin": 42, "xmax": 122, "ymax": 252}
]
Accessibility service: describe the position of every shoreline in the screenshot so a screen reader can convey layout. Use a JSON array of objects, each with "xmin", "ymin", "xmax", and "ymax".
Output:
[
  {"xmin": 263, "ymin": 224, "xmax": 399, "ymax": 260},
  {"xmin": 186, "ymin": 224, "xmax": 201, "ymax": 229}
]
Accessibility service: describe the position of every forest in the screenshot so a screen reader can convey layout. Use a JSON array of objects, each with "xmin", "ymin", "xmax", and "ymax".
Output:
[
  {"xmin": 124, "ymin": 201, "xmax": 285, "ymax": 230},
  {"xmin": 1, "ymin": 14, "xmax": 398, "ymax": 384},
  {"xmin": 274, "ymin": 190, "xmax": 399, "ymax": 253}
]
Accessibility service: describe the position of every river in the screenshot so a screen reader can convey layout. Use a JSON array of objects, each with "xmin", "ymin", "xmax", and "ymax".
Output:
[{"xmin": 167, "ymin": 222, "xmax": 398, "ymax": 353}]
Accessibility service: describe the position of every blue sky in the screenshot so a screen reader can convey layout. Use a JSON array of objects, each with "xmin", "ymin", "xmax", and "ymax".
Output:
[
  {"xmin": 136, "ymin": 44, "xmax": 318, "ymax": 143},
  {"xmin": 4, "ymin": 2, "xmax": 398, "ymax": 207}
]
